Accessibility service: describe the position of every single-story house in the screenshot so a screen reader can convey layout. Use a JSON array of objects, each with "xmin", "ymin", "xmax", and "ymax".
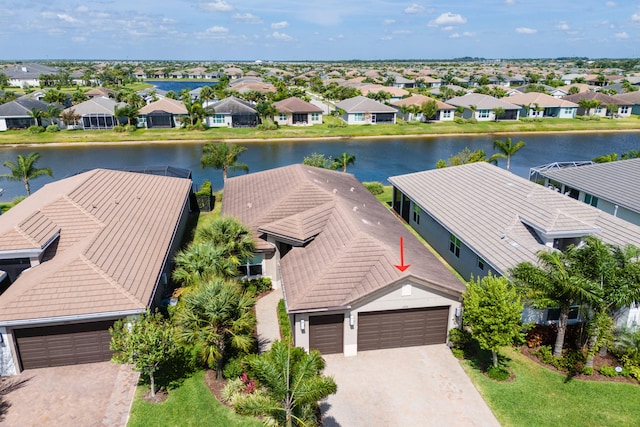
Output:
[
  {"xmin": 506, "ymin": 92, "xmax": 579, "ymax": 119},
  {"xmin": 60, "ymin": 96, "xmax": 125, "ymax": 130},
  {"xmin": 273, "ymin": 97, "xmax": 323, "ymax": 126},
  {"xmin": 0, "ymin": 168, "xmax": 192, "ymax": 375},
  {"xmin": 388, "ymin": 162, "xmax": 640, "ymax": 327},
  {"xmin": 533, "ymin": 158, "xmax": 640, "ymax": 227},
  {"xmin": 392, "ymin": 94, "xmax": 455, "ymax": 122},
  {"xmin": 446, "ymin": 93, "xmax": 520, "ymax": 121},
  {"xmin": 510, "ymin": 85, "xmax": 568, "ymax": 98},
  {"xmin": 206, "ymin": 96, "xmax": 258, "ymax": 128},
  {"xmin": 613, "ymin": 91, "xmax": 640, "ymax": 115},
  {"xmin": 138, "ymin": 98, "xmax": 188, "ymax": 128},
  {"xmin": 355, "ymin": 84, "xmax": 409, "ymax": 102},
  {"xmin": 335, "ymin": 96, "xmax": 397, "ymax": 125},
  {"xmin": 562, "ymin": 92, "xmax": 633, "ymax": 118},
  {"xmin": 2, "ymin": 63, "xmax": 59, "ymax": 87},
  {"xmin": 222, "ymin": 165, "xmax": 464, "ymax": 356},
  {"xmin": 0, "ymin": 98, "xmax": 61, "ymax": 131},
  {"xmin": 84, "ymin": 87, "xmax": 117, "ymax": 99}
]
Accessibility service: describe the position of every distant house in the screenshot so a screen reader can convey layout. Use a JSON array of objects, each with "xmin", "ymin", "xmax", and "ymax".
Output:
[
  {"xmin": 335, "ymin": 96, "xmax": 397, "ymax": 124},
  {"xmin": 206, "ymin": 96, "xmax": 258, "ymax": 128},
  {"xmin": 392, "ymin": 94, "xmax": 455, "ymax": 122},
  {"xmin": 2, "ymin": 63, "xmax": 59, "ymax": 87},
  {"xmin": 84, "ymin": 87, "xmax": 117, "ymax": 99},
  {"xmin": 61, "ymin": 96, "xmax": 124, "ymax": 130},
  {"xmin": 0, "ymin": 98, "xmax": 61, "ymax": 131},
  {"xmin": 506, "ymin": 92, "xmax": 579, "ymax": 118},
  {"xmin": 222, "ymin": 165, "xmax": 464, "ymax": 356},
  {"xmin": 0, "ymin": 168, "xmax": 192, "ymax": 375},
  {"xmin": 534, "ymin": 158, "xmax": 640, "ymax": 227},
  {"xmin": 273, "ymin": 97, "xmax": 323, "ymax": 126},
  {"xmin": 389, "ymin": 162, "xmax": 640, "ymax": 328},
  {"xmin": 138, "ymin": 98, "xmax": 188, "ymax": 128},
  {"xmin": 355, "ymin": 84, "xmax": 408, "ymax": 102},
  {"xmin": 613, "ymin": 91, "xmax": 640, "ymax": 115},
  {"xmin": 563, "ymin": 92, "xmax": 633, "ymax": 117},
  {"xmin": 446, "ymin": 93, "xmax": 520, "ymax": 121}
]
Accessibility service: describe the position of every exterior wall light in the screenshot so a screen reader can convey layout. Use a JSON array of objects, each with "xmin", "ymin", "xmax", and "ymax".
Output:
[
  {"xmin": 300, "ymin": 319, "xmax": 305, "ymax": 332},
  {"xmin": 349, "ymin": 314, "xmax": 355, "ymax": 327}
]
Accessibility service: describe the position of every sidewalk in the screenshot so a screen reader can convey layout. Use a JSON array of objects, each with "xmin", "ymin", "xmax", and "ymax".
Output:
[{"xmin": 255, "ymin": 287, "xmax": 283, "ymax": 352}]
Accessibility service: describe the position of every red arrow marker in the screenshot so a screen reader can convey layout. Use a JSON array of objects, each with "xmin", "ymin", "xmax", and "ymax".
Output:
[{"xmin": 394, "ymin": 237, "xmax": 411, "ymax": 272}]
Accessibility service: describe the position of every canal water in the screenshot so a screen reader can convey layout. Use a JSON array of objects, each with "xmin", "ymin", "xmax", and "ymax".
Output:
[{"xmin": 0, "ymin": 132, "xmax": 638, "ymax": 200}]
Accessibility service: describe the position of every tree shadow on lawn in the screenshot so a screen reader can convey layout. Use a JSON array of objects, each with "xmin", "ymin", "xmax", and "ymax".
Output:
[
  {"xmin": 144, "ymin": 347, "xmax": 198, "ymax": 393},
  {"xmin": 462, "ymin": 341, "xmax": 513, "ymax": 373},
  {"xmin": 0, "ymin": 376, "xmax": 31, "ymax": 422}
]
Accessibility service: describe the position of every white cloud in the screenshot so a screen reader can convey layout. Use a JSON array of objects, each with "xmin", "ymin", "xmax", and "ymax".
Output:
[
  {"xmin": 57, "ymin": 13, "xmax": 78, "ymax": 23},
  {"xmin": 450, "ymin": 31, "xmax": 474, "ymax": 38},
  {"xmin": 450, "ymin": 33, "xmax": 460, "ymax": 38},
  {"xmin": 328, "ymin": 34, "xmax": 344, "ymax": 41},
  {"xmin": 516, "ymin": 27, "xmax": 537, "ymax": 34},
  {"xmin": 430, "ymin": 12, "xmax": 467, "ymax": 27},
  {"xmin": 202, "ymin": 1, "xmax": 233, "ymax": 12},
  {"xmin": 442, "ymin": 26, "xmax": 453, "ymax": 31},
  {"xmin": 614, "ymin": 31, "xmax": 628, "ymax": 39},
  {"xmin": 505, "ymin": 0, "xmax": 515, "ymax": 4},
  {"xmin": 556, "ymin": 21, "xmax": 570, "ymax": 30},
  {"xmin": 271, "ymin": 21, "xmax": 288, "ymax": 29},
  {"xmin": 632, "ymin": 13, "xmax": 640, "ymax": 22},
  {"xmin": 205, "ymin": 26, "xmax": 229, "ymax": 33},
  {"xmin": 75, "ymin": 6, "xmax": 89, "ymax": 13},
  {"xmin": 71, "ymin": 36, "xmax": 86, "ymax": 43},
  {"xmin": 605, "ymin": 1, "xmax": 617, "ymax": 6},
  {"xmin": 383, "ymin": 19, "xmax": 396, "ymax": 25},
  {"xmin": 271, "ymin": 31, "xmax": 292, "ymax": 41},
  {"xmin": 233, "ymin": 13, "xmax": 262, "ymax": 24},
  {"xmin": 404, "ymin": 4, "xmax": 425, "ymax": 14},
  {"xmin": 392, "ymin": 29, "xmax": 412, "ymax": 34}
]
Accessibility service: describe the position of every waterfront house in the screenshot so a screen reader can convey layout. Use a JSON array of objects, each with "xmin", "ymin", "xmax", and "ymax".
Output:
[
  {"xmin": 388, "ymin": 162, "xmax": 640, "ymax": 327},
  {"xmin": 61, "ymin": 96, "xmax": 124, "ymax": 130},
  {"xmin": 206, "ymin": 96, "xmax": 258, "ymax": 128},
  {"xmin": 335, "ymin": 96, "xmax": 397, "ymax": 125},
  {"xmin": 446, "ymin": 93, "xmax": 520, "ymax": 121},
  {"xmin": 0, "ymin": 168, "xmax": 192, "ymax": 375},
  {"xmin": 273, "ymin": 97, "xmax": 323, "ymax": 126},
  {"xmin": 562, "ymin": 92, "xmax": 632, "ymax": 117},
  {"xmin": 506, "ymin": 92, "xmax": 579, "ymax": 118},
  {"xmin": 613, "ymin": 91, "xmax": 640, "ymax": 115},
  {"xmin": 138, "ymin": 98, "xmax": 188, "ymax": 128},
  {"xmin": 0, "ymin": 98, "xmax": 60, "ymax": 131},
  {"xmin": 392, "ymin": 94, "xmax": 455, "ymax": 122},
  {"xmin": 222, "ymin": 165, "xmax": 464, "ymax": 356}
]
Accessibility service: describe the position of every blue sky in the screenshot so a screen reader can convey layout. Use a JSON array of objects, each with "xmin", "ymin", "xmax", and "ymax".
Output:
[{"xmin": 1, "ymin": 0, "xmax": 639, "ymax": 61}]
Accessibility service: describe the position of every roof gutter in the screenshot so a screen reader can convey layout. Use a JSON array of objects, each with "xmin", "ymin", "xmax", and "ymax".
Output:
[{"xmin": 0, "ymin": 308, "xmax": 145, "ymax": 328}]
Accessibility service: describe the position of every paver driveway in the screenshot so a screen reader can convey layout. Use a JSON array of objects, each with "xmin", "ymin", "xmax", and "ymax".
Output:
[
  {"xmin": 0, "ymin": 361, "xmax": 138, "ymax": 427},
  {"xmin": 321, "ymin": 345, "xmax": 500, "ymax": 427}
]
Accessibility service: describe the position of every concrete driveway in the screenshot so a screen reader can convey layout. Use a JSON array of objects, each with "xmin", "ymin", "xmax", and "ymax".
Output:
[
  {"xmin": 321, "ymin": 345, "xmax": 500, "ymax": 427},
  {"xmin": 0, "ymin": 362, "xmax": 138, "ymax": 427}
]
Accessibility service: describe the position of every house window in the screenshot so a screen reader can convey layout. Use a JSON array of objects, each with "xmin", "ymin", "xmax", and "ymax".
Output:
[
  {"xmin": 584, "ymin": 194, "xmax": 599, "ymax": 207},
  {"xmin": 563, "ymin": 108, "xmax": 573, "ymax": 115},
  {"xmin": 449, "ymin": 234, "xmax": 461, "ymax": 258},
  {"xmin": 413, "ymin": 205, "xmax": 421, "ymax": 224},
  {"xmin": 212, "ymin": 114, "xmax": 225, "ymax": 124},
  {"xmin": 354, "ymin": 113, "xmax": 363, "ymax": 122},
  {"xmin": 620, "ymin": 106, "xmax": 629, "ymax": 114},
  {"xmin": 478, "ymin": 110, "xmax": 490, "ymax": 119},
  {"xmin": 279, "ymin": 113, "xmax": 287, "ymax": 121},
  {"xmin": 478, "ymin": 257, "xmax": 485, "ymax": 271},
  {"xmin": 311, "ymin": 112, "xmax": 319, "ymax": 121},
  {"xmin": 239, "ymin": 254, "xmax": 263, "ymax": 277},
  {"xmin": 596, "ymin": 107, "xmax": 603, "ymax": 114},
  {"xmin": 442, "ymin": 110, "xmax": 451, "ymax": 118}
]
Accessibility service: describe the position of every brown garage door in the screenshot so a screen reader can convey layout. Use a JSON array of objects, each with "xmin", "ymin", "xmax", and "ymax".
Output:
[
  {"xmin": 14, "ymin": 320, "xmax": 115, "ymax": 370},
  {"xmin": 309, "ymin": 314, "xmax": 344, "ymax": 354},
  {"xmin": 358, "ymin": 306, "xmax": 449, "ymax": 351}
]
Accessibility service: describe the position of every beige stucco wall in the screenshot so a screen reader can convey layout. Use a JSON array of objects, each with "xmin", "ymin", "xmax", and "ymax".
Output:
[{"xmin": 293, "ymin": 279, "xmax": 462, "ymax": 356}]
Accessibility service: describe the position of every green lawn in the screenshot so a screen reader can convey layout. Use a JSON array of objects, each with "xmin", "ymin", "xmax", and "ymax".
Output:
[
  {"xmin": 1, "ymin": 116, "xmax": 639, "ymax": 145},
  {"xmin": 127, "ymin": 370, "xmax": 263, "ymax": 427},
  {"xmin": 462, "ymin": 347, "xmax": 640, "ymax": 427}
]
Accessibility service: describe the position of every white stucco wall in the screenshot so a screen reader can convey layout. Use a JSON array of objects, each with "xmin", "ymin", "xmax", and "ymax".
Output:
[
  {"xmin": 0, "ymin": 119, "xmax": 7, "ymax": 132},
  {"xmin": 0, "ymin": 327, "xmax": 17, "ymax": 376}
]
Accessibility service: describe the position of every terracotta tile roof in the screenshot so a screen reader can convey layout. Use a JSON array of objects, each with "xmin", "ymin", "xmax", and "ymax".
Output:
[
  {"xmin": 506, "ymin": 92, "xmax": 579, "ymax": 108},
  {"xmin": 0, "ymin": 169, "xmax": 192, "ymax": 323},
  {"xmin": 222, "ymin": 165, "xmax": 464, "ymax": 312},
  {"xmin": 0, "ymin": 211, "xmax": 59, "ymax": 251},
  {"xmin": 392, "ymin": 94, "xmax": 455, "ymax": 110}
]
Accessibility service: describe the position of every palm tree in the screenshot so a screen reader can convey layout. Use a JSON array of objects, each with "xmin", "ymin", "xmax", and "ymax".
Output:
[
  {"xmin": 46, "ymin": 105, "xmax": 61, "ymax": 127},
  {"xmin": 196, "ymin": 216, "xmax": 255, "ymax": 266},
  {"xmin": 114, "ymin": 105, "xmax": 139, "ymax": 126},
  {"xmin": 201, "ymin": 142, "xmax": 249, "ymax": 181},
  {"xmin": 491, "ymin": 137, "xmax": 526, "ymax": 171},
  {"xmin": 200, "ymin": 85, "xmax": 215, "ymax": 104},
  {"xmin": 28, "ymin": 108, "xmax": 45, "ymax": 127},
  {"xmin": 238, "ymin": 340, "xmax": 337, "ymax": 427},
  {"xmin": 331, "ymin": 152, "xmax": 356, "ymax": 173},
  {"xmin": 175, "ymin": 278, "xmax": 256, "ymax": 379},
  {"xmin": 172, "ymin": 243, "xmax": 240, "ymax": 286},
  {"xmin": 510, "ymin": 249, "xmax": 597, "ymax": 357},
  {"xmin": 1, "ymin": 152, "xmax": 53, "ymax": 196}
]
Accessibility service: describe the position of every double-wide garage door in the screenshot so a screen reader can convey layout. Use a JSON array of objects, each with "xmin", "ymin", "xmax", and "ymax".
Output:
[
  {"xmin": 358, "ymin": 306, "xmax": 449, "ymax": 351},
  {"xmin": 14, "ymin": 320, "xmax": 115, "ymax": 370}
]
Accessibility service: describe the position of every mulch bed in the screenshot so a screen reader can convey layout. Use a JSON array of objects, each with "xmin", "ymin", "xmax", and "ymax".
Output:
[
  {"xmin": 143, "ymin": 389, "xmax": 169, "ymax": 403},
  {"xmin": 204, "ymin": 369, "xmax": 231, "ymax": 407},
  {"xmin": 521, "ymin": 346, "xmax": 639, "ymax": 385}
]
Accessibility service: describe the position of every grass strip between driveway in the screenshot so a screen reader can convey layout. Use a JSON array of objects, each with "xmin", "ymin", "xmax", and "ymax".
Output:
[
  {"xmin": 460, "ymin": 347, "xmax": 640, "ymax": 427},
  {"xmin": 127, "ymin": 370, "xmax": 263, "ymax": 427}
]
